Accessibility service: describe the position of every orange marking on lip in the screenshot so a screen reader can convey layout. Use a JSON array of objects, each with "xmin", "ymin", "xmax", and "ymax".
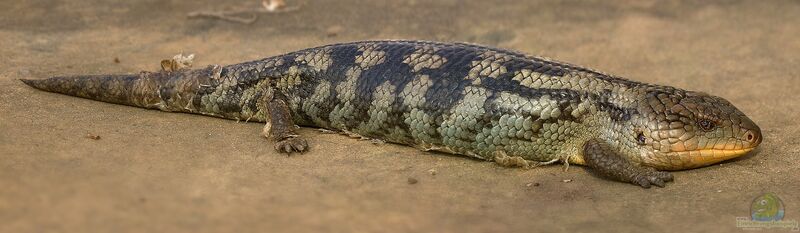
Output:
[{"xmin": 685, "ymin": 148, "xmax": 755, "ymax": 165}]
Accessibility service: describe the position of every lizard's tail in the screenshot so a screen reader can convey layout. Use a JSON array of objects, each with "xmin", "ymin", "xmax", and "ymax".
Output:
[
  {"xmin": 20, "ymin": 65, "xmax": 220, "ymax": 112},
  {"xmin": 21, "ymin": 73, "xmax": 160, "ymax": 108}
]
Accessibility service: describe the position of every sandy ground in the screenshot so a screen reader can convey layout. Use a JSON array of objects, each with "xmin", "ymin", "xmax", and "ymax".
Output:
[{"xmin": 1, "ymin": 0, "xmax": 799, "ymax": 232}]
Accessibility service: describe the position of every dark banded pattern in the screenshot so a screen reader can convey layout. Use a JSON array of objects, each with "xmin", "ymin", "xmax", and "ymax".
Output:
[
  {"xmin": 21, "ymin": 40, "xmax": 762, "ymax": 186},
  {"xmin": 198, "ymin": 41, "xmax": 647, "ymax": 161}
]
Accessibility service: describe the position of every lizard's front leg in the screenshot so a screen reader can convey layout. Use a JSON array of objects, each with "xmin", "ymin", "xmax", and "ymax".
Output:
[
  {"xmin": 583, "ymin": 139, "xmax": 673, "ymax": 188},
  {"xmin": 263, "ymin": 97, "xmax": 308, "ymax": 154}
]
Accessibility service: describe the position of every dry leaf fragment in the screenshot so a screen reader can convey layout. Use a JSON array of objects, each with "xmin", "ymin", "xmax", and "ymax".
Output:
[
  {"xmin": 262, "ymin": 0, "xmax": 286, "ymax": 12},
  {"xmin": 161, "ymin": 53, "xmax": 195, "ymax": 72}
]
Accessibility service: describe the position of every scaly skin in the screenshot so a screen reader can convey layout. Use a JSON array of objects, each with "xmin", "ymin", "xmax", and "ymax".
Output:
[{"xmin": 21, "ymin": 40, "xmax": 762, "ymax": 188}]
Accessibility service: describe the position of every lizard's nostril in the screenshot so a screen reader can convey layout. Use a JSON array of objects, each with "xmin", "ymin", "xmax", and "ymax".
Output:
[{"xmin": 745, "ymin": 131, "xmax": 760, "ymax": 144}]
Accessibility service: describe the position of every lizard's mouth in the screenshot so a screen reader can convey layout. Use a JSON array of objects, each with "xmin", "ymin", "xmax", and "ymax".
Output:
[
  {"xmin": 657, "ymin": 128, "xmax": 762, "ymax": 170},
  {"xmin": 572, "ymin": 145, "xmax": 759, "ymax": 170},
  {"xmin": 650, "ymin": 144, "xmax": 759, "ymax": 171},
  {"xmin": 669, "ymin": 147, "xmax": 756, "ymax": 167}
]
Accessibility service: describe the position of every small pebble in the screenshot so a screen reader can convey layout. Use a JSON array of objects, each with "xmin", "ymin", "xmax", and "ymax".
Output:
[
  {"xmin": 716, "ymin": 190, "xmax": 723, "ymax": 193},
  {"xmin": 562, "ymin": 179, "xmax": 572, "ymax": 183},
  {"xmin": 407, "ymin": 177, "xmax": 418, "ymax": 184},
  {"xmin": 86, "ymin": 133, "xmax": 101, "ymax": 140},
  {"xmin": 326, "ymin": 25, "xmax": 343, "ymax": 37},
  {"xmin": 427, "ymin": 169, "xmax": 437, "ymax": 176},
  {"xmin": 113, "ymin": 57, "xmax": 120, "ymax": 63}
]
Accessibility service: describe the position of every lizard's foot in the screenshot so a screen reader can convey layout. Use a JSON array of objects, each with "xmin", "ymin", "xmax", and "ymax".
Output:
[
  {"xmin": 493, "ymin": 151, "xmax": 533, "ymax": 169},
  {"xmin": 368, "ymin": 139, "xmax": 385, "ymax": 145},
  {"xmin": 584, "ymin": 139, "xmax": 675, "ymax": 188},
  {"xmin": 630, "ymin": 167, "xmax": 673, "ymax": 188},
  {"xmin": 264, "ymin": 98, "xmax": 308, "ymax": 155},
  {"xmin": 274, "ymin": 137, "xmax": 308, "ymax": 154},
  {"xmin": 317, "ymin": 128, "xmax": 337, "ymax": 134}
]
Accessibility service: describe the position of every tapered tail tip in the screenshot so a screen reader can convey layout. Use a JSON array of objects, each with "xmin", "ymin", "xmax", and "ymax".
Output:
[
  {"xmin": 20, "ymin": 74, "xmax": 168, "ymax": 109},
  {"xmin": 21, "ymin": 78, "xmax": 53, "ymax": 89},
  {"xmin": 20, "ymin": 78, "xmax": 37, "ymax": 86}
]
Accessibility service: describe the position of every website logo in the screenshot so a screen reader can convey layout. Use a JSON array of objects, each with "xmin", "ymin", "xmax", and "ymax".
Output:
[{"xmin": 736, "ymin": 193, "xmax": 799, "ymax": 231}]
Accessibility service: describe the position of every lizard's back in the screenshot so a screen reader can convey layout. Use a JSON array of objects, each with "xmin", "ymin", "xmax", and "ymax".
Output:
[{"xmin": 213, "ymin": 40, "xmax": 639, "ymax": 162}]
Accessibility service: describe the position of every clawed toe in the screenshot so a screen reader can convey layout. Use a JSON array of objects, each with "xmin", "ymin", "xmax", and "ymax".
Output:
[
  {"xmin": 656, "ymin": 171, "xmax": 674, "ymax": 182},
  {"xmin": 275, "ymin": 137, "xmax": 309, "ymax": 154},
  {"xmin": 633, "ymin": 170, "xmax": 674, "ymax": 188}
]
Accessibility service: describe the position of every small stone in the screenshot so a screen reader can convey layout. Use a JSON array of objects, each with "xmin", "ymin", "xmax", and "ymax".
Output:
[
  {"xmin": 716, "ymin": 190, "xmax": 723, "ymax": 193},
  {"xmin": 113, "ymin": 57, "xmax": 120, "ymax": 63},
  {"xmin": 562, "ymin": 179, "xmax": 572, "ymax": 183},
  {"xmin": 326, "ymin": 25, "xmax": 343, "ymax": 37},
  {"xmin": 427, "ymin": 169, "xmax": 437, "ymax": 176},
  {"xmin": 86, "ymin": 133, "xmax": 101, "ymax": 140},
  {"xmin": 407, "ymin": 177, "xmax": 418, "ymax": 184}
]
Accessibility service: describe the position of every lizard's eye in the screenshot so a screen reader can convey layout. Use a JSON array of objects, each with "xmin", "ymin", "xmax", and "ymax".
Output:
[
  {"xmin": 697, "ymin": 119, "xmax": 716, "ymax": 131},
  {"xmin": 636, "ymin": 132, "xmax": 646, "ymax": 145}
]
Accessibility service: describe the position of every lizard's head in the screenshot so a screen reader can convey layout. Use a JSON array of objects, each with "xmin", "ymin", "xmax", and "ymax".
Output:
[{"xmin": 626, "ymin": 88, "xmax": 761, "ymax": 170}]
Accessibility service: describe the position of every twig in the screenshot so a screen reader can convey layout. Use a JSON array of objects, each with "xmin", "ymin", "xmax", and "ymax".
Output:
[
  {"xmin": 187, "ymin": 0, "xmax": 303, "ymax": 24},
  {"xmin": 187, "ymin": 10, "xmax": 258, "ymax": 24}
]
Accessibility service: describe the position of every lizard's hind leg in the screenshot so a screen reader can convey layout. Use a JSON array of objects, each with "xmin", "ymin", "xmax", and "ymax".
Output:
[{"xmin": 263, "ymin": 97, "xmax": 309, "ymax": 154}]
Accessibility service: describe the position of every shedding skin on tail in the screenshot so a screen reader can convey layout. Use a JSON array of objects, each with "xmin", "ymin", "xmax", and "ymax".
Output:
[
  {"xmin": 21, "ymin": 63, "xmax": 310, "ymax": 155},
  {"xmin": 21, "ymin": 65, "xmax": 222, "ymax": 112}
]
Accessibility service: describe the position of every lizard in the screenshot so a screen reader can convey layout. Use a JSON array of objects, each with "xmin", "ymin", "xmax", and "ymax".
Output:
[{"xmin": 21, "ymin": 40, "xmax": 762, "ymax": 188}]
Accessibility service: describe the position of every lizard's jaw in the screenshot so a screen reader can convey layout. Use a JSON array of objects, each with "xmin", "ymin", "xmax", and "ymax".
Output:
[
  {"xmin": 648, "ymin": 138, "xmax": 760, "ymax": 170},
  {"xmin": 667, "ymin": 147, "xmax": 755, "ymax": 169},
  {"xmin": 572, "ymin": 142, "xmax": 758, "ymax": 169},
  {"xmin": 646, "ymin": 126, "xmax": 762, "ymax": 170}
]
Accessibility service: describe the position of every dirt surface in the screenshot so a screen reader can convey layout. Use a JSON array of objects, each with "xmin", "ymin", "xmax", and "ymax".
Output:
[{"xmin": 2, "ymin": 1, "xmax": 799, "ymax": 232}]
